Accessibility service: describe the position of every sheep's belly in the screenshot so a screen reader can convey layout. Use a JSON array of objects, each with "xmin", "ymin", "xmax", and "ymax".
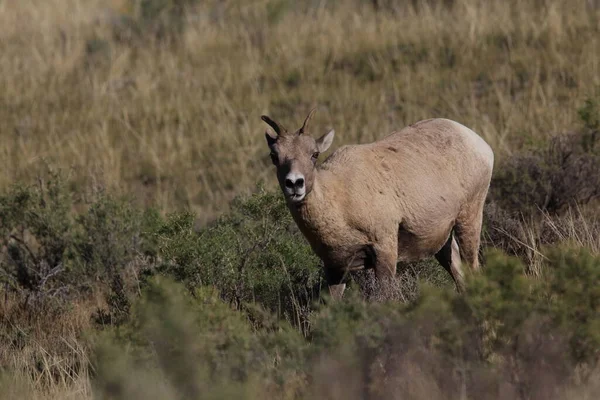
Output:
[{"xmin": 315, "ymin": 242, "xmax": 375, "ymax": 271}]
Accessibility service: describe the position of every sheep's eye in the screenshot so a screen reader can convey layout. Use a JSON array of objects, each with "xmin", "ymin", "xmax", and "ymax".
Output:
[
  {"xmin": 311, "ymin": 152, "xmax": 320, "ymax": 161},
  {"xmin": 270, "ymin": 152, "xmax": 279, "ymax": 165}
]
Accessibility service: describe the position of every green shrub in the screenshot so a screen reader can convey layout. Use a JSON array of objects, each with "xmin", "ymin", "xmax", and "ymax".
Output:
[
  {"xmin": 544, "ymin": 246, "xmax": 600, "ymax": 366},
  {"xmin": 4, "ymin": 173, "xmax": 600, "ymax": 399},
  {"xmin": 151, "ymin": 184, "xmax": 454, "ymax": 325},
  {"xmin": 92, "ymin": 276, "xmax": 306, "ymax": 400},
  {"xmin": 489, "ymin": 132, "xmax": 600, "ymax": 218},
  {"xmin": 484, "ymin": 103, "xmax": 600, "ymax": 261},
  {"xmin": 578, "ymin": 96, "xmax": 600, "ymax": 132},
  {"xmin": 0, "ymin": 176, "xmax": 73, "ymax": 296},
  {"xmin": 306, "ymin": 248, "xmax": 600, "ymax": 399},
  {"xmin": 489, "ymin": 96, "xmax": 600, "ymax": 219},
  {"xmin": 0, "ymin": 176, "xmax": 447, "ymax": 331},
  {"xmin": 90, "ymin": 246, "xmax": 600, "ymax": 399},
  {"xmin": 0, "ymin": 174, "xmax": 156, "ymax": 305},
  {"xmin": 153, "ymin": 185, "xmax": 323, "ymax": 331}
]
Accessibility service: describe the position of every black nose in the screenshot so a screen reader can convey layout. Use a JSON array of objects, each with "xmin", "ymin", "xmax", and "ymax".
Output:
[{"xmin": 285, "ymin": 177, "xmax": 304, "ymax": 189}]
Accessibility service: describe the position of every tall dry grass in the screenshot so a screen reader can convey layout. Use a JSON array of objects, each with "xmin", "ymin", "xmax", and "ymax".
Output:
[
  {"xmin": 0, "ymin": 293, "xmax": 96, "ymax": 400},
  {"xmin": 0, "ymin": 0, "xmax": 598, "ymax": 222},
  {"xmin": 1, "ymin": 1, "xmax": 599, "ymax": 398}
]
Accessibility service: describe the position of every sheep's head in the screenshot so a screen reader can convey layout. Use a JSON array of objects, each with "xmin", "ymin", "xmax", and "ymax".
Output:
[{"xmin": 262, "ymin": 108, "xmax": 334, "ymax": 204}]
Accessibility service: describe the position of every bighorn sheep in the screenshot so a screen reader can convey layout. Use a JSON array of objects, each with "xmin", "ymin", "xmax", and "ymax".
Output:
[{"xmin": 262, "ymin": 108, "xmax": 494, "ymax": 299}]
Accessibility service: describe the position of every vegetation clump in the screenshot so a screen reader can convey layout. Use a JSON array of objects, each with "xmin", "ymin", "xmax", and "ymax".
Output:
[
  {"xmin": 1, "ymin": 171, "xmax": 600, "ymax": 399},
  {"xmin": 1, "ymin": 0, "xmax": 600, "ymax": 398}
]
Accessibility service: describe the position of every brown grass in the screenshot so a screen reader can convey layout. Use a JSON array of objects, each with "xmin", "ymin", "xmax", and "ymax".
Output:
[
  {"xmin": 1, "ymin": 0, "xmax": 598, "ymax": 223},
  {"xmin": 0, "ymin": 293, "xmax": 98, "ymax": 399},
  {"xmin": 1, "ymin": 0, "xmax": 599, "ymax": 398}
]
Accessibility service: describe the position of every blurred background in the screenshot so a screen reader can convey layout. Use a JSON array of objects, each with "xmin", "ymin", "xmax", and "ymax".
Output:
[
  {"xmin": 1, "ymin": 0, "xmax": 597, "ymax": 222},
  {"xmin": 1, "ymin": 1, "xmax": 599, "ymax": 399}
]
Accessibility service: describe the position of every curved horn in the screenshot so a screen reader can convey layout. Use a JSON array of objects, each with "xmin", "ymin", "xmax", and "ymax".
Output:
[
  {"xmin": 261, "ymin": 115, "xmax": 287, "ymax": 136},
  {"xmin": 298, "ymin": 107, "xmax": 317, "ymax": 135}
]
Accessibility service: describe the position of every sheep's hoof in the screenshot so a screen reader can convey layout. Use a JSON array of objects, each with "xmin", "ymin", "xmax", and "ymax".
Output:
[{"xmin": 328, "ymin": 283, "xmax": 346, "ymax": 301}]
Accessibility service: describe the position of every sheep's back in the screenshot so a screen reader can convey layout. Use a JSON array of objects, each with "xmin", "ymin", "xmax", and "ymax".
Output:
[{"xmin": 317, "ymin": 118, "xmax": 493, "ymax": 234}]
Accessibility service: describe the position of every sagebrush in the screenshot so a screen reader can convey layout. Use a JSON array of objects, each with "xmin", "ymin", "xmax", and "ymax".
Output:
[{"xmin": 1, "ymin": 0, "xmax": 600, "ymax": 398}]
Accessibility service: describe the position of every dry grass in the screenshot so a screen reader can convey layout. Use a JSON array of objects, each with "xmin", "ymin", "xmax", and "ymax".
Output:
[
  {"xmin": 1, "ymin": 0, "xmax": 600, "ymax": 398},
  {"xmin": 1, "ymin": 0, "xmax": 598, "ymax": 223},
  {"xmin": 483, "ymin": 204, "xmax": 600, "ymax": 276},
  {"xmin": 0, "ymin": 293, "xmax": 98, "ymax": 400}
]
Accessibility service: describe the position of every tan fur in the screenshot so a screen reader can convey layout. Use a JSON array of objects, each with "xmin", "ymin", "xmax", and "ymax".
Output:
[{"xmin": 263, "ymin": 112, "xmax": 494, "ymax": 299}]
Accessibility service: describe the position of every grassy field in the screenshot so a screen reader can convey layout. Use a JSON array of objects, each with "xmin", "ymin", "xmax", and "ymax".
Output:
[
  {"xmin": 1, "ymin": 0, "xmax": 600, "ymax": 399},
  {"xmin": 1, "ymin": 0, "xmax": 598, "ymax": 221}
]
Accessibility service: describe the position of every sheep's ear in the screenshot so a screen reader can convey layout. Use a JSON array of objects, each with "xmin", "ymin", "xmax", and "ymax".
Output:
[
  {"xmin": 265, "ymin": 132, "xmax": 277, "ymax": 148},
  {"xmin": 316, "ymin": 129, "xmax": 335, "ymax": 153}
]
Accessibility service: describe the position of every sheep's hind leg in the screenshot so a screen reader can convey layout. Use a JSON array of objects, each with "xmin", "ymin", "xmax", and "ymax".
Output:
[
  {"xmin": 435, "ymin": 232, "xmax": 465, "ymax": 292},
  {"xmin": 455, "ymin": 197, "xmax": 486, "ymax": 273},
  {"xmin": 324, "ymin": 267, "xmax": 347, "ymax": 301}
]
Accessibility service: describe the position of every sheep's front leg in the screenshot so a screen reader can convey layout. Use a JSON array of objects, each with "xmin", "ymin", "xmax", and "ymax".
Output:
[
  {"xmin": 373, "ymin": 245, "xmax": 398, "ymax": 299},
  {"xmin": 324, "ymin": 267, "xmax": 347, "ymax": 301}
]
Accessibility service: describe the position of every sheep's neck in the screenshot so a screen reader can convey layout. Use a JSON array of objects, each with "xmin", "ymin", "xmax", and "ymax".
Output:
[{"xmin": 287, "ymin": 173, "xmax": 334, "ymax": 251}]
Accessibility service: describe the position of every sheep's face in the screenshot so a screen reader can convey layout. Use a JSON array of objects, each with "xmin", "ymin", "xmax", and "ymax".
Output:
[{"xmin": 261, "ymin": 110, "xmax": 334, "ymax": 204}]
